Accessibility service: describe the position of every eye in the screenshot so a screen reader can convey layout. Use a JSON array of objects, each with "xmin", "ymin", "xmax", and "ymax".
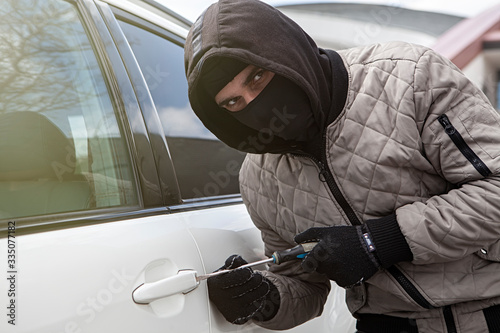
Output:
[
  {"xmin": 227, "ymin": 97, "xmax": 240, "ymax": 106},
  {"xmin": 252, "ymin": 70, "xmax": 264, "ymax": 83}
]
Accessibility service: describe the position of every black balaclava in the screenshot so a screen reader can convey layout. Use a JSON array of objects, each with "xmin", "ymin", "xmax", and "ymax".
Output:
[
  {"xmin": 227, "ymin": 74, "xmax": 318, "ymax": 143},
  {"xmin": 185, "ymin": 0, "xmax": 348, "ymax": 154},
  {"xmin": 201, "ymin": 56, "xmax": 319, "ymax": 144}
]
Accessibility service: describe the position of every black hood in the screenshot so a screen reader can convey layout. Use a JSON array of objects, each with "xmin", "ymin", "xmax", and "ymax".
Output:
[{"xmin": 184, "ymin": 0, "xmax": 347, "ymax": 154}]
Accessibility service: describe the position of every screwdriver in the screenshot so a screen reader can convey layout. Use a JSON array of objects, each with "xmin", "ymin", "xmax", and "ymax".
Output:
[{"xmin": 196, "ymin": 242, "xmax": 318, "ymax": 282}]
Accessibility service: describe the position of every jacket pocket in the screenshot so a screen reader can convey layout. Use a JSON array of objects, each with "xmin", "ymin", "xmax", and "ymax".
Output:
[
  {"xmin": 438, "ymin": 114, "xmax": 492, "ymax": 178},
  {"xmin": 457, "ymin": 105, "xmax": 500, "ymax": 159},
  {"xmin": 386, "ymin": 265, "xmax": 435, "ymax": 309}
]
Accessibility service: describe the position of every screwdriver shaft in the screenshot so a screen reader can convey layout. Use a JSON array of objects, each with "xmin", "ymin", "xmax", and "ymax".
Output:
[
  {"xmin": 196, "ymin": 242, "xmax": 318, "ymax": 282},
  {"xmin": 196, "ymin": 257, "xmax": 273, "ymax": 281}
]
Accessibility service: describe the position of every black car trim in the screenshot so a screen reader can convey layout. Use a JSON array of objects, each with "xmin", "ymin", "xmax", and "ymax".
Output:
[
  {"xmin": 0, "ymin": 207, "xmax": 167, "ymax": 237},
  {"xmin": 0, "ymin": 194, "xmax": 244, "ymax": 237},
  {"xmin": 80, "ymin": 0, "xmax": 163, "ymax": 207},
  {"xmin": 438, "ymin": 114, "xmax": 491, "ymax": 178},
  {"xmin": 168, "ymin": 195, "xmax": 244, "ymax": 213},
  {"xmin": 96, "ymin": 0, "xmax": 182, "ymax": 206}
]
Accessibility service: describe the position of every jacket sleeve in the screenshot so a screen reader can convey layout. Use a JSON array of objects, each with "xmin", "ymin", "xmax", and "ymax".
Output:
[
  {"xmin": 255, "ymin": 221, "xmax": 331, "ymax": 330},
  {"xmin": 239, "ymin": 157, "xmax": 331, "ymax": 330},
  {"xmin": 396, "ymin": 48, "xmax": 500, "ymax": 265}
]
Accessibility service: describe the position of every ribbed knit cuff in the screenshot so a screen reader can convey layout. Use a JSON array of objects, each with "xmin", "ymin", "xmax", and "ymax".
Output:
[
  {"xmin": 365, "ymin": 214, "xmax": 413, "ymax": 268},
  {"xmin": 484, "ymin": 304, "xmax": 500, "ymax": 332}
]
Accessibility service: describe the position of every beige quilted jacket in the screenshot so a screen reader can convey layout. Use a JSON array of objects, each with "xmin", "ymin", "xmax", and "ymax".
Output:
[
  {"xmin": 239, "ymin": 42, "xmax": 500, "ymax": 331},
  {"xmin": 184, "ymin": 1, "xmax": 500, "ymax": 331}
]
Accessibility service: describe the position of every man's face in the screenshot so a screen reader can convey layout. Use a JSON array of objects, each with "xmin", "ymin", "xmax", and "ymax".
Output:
[{"xmin": 215, "ymin": 65, "xmax": 275, "ymax": 112}]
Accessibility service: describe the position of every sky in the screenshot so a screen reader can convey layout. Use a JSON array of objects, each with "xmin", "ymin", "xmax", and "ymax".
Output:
[{"xmin": 158, "ymin": 0, "xmax": 500, "ymax": 23}]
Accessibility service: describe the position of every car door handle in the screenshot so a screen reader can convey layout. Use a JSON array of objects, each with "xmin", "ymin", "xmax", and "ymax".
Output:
[{"xmin": 132, "ymin": 270, "xmax": 199, "ymax": 304}]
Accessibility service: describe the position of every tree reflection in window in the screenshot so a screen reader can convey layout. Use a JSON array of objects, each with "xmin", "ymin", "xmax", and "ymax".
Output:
[{"xmin": 0, "ymin": 0, "xmax": 138, "ymax": 219}]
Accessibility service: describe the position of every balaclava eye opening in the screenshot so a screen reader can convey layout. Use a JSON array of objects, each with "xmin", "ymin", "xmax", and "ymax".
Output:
[
  {"xmin": 228, "ymin": 74, "xmax": 318, "ymax": 143},
  {"xmin": 201, "ymin": 56, "xmax": 320, "ymax": 144}
]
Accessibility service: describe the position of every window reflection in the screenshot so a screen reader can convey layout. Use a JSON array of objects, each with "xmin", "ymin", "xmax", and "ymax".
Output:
[
  {"xmin": 119, "ymin": 20, "xmax": 246, "ymax": 199},
  {"xmin": 0, "ymin": 0, "xmax": 138, "ymax": 219}
]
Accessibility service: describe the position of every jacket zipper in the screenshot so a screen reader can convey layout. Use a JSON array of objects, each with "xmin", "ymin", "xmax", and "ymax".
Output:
[
  {"xmin": 387, "ymin": 266, "xmax": 434, "ymax": 309},
  {"xmin": 316, "ymin": 158, "xmax": 361, "ymax": 226},
  {"xmin": 293, "ymin": 134, "xmax": 434, "ymax": 309},
  {"xmin": 443, "ymin": 306, "xmax": 458, "ymax": 333},
  {"xmin": 292, "ymin": 134, "xmax": 360, "ymax": 227},
  {"xmin": 437, "ymin": 114, "xmax": 491, "ymax": 177}
]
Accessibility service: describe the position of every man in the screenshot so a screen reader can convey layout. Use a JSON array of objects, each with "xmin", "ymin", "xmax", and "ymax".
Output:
[{"xmin": 184, "ymin": 0, "xmax": 500, "ymax": 332}]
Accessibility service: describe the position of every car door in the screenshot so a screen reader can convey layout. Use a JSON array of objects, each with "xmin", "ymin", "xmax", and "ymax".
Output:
[
  {"xmin": 0, "ymin": 0, "xmax": 210, "ymax": 332},
  {"xmin": 97, "ymin": 1, "xmax": 355, "ymax": 332}
]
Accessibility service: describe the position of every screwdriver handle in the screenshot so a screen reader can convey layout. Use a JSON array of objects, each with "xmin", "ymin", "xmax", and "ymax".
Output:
[
  {"xmin": 271, "ymin": 242, "xmax": 318, "ymax": 264},
  {"xmin": 196, "ymin": 242, "xmax": 320, "ymax": 281}
]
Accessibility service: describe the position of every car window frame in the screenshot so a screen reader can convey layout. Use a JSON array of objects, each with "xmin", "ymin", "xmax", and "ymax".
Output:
[
  {"xmin": 102, "ymin": 3, "xmax": 245, "ymax": 210},
  {"xmin": 96, "ymin": 1, "xmax": 183, "ymax": 206}
]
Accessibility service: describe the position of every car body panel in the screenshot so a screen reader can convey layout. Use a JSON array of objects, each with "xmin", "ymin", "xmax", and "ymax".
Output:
[{"xmin": 0, "ymin": 213, "xmax": 208, "ymax": 333}]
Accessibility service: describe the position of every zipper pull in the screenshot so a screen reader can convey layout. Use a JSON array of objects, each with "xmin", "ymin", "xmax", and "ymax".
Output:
[
  {"xmin": 317, "ymin": 161, "xmax": 328, "ymax": 182},
  {"xmin": 438, "ymin": 114, "xmax": 455, "ymax": 135}
]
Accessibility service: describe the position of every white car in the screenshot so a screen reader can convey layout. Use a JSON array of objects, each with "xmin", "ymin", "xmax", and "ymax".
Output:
[{"xmin": 0, "ymin": 0, "xmax": 355, "ymax": 332}]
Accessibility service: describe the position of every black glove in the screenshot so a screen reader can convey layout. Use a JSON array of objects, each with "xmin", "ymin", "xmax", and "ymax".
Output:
[
  {"xmin": 207, "ymin": 255, "xmax": 280, "ymax": 324},
  {"xmin": 294, "ymin": 215, "xmax": 413, "ymax": 288}
]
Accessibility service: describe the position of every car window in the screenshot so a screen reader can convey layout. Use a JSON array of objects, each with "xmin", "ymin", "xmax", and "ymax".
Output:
[
  {"xmin": 0, "ymin": 0, "xmax": 138, "ymax": 220},
  {"xmin": 117, "ymin": 20, "xmax": 246, "ymax": 200}
]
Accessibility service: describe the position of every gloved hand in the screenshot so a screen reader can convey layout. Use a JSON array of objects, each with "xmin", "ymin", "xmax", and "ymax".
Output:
[
  {"xmin": 207, "ymin": 255, "xmax": 280, "ymax": 324},
  {"xmin": 294, "ymin": 215, "xmax": 413, "ymax": 288}
]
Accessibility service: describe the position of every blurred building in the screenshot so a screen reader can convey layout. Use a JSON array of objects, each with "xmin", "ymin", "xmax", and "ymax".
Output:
[
  {"xmin": 433, "ymin": 3, "xmax": 500, "ymax": 108},
  {"xmin": 277, "ymin": 3, "xmax": 463, "ymax": 50},
  {"xmin": 278, "ymin": 2, "xmax": 500, "ymax": 109}
]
